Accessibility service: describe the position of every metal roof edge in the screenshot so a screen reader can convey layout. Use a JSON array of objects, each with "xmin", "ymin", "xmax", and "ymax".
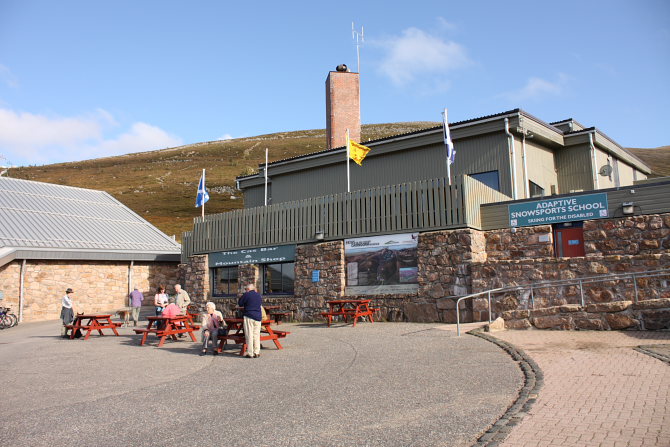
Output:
[{"xmin": 3, "ymin": 247, "xmax": 180, "ymax": 263}]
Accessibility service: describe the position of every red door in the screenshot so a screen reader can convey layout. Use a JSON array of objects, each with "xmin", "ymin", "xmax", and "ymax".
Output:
[{"xmin": 554, "ymin": 225, "xmax": 585, "ymax": 257}]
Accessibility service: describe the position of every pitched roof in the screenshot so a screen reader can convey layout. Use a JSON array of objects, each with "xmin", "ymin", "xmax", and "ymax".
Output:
[{"xmin": 0, "ymin": 177, "xmax": 180, "ymax": 265}]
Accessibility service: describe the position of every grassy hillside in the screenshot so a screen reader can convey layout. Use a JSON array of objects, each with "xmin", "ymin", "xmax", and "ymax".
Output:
[
  {"xmin": 8, "ymin": 122, "xmax": 439, "ymax": 240},
  {"xmin": 8, "ymin": 124, "xmax": 667, "ymax": 241},
  {"xmin": 627, "ymin": 146, "xmax": 670, "ymax": 178}
]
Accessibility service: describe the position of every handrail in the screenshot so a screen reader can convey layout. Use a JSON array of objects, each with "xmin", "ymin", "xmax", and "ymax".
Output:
[{"xmin": 455, "ymin": 268, "xmax": 670, "ymax": 336}]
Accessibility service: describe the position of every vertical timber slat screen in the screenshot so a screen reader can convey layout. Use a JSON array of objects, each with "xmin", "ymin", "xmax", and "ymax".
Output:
[{"xmin": 188, "ymin": 176, "xmax": 492, "ymax": 254}]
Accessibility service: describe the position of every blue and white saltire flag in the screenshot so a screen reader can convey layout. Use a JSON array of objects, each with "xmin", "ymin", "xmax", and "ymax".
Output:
[
  {"xmin": 443, "ymin": 108, "xmax": 455, "ymax": 165},
  {"xmin": 195, "ymin": 169, "xmax": 210, "ymax": 208}
]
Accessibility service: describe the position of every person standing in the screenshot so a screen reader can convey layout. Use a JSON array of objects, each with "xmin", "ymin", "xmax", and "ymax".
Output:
[
  {"xmin": 238, "ymin": 283, "xmax": 263, "ymax": 358},
  {"xmin": 60, "ymin": 288, "xmax": 75, "ymax": 337},
  {"xmin": 129, "ymin": 286, "xmax": 144, "ymax": 326},
  {"xmin": 154, "ymin": 285, "xmax": 168, "ymax": 316},
  {"xmin": 175, "ymin": 284, "xmax": 191, "ymax": 315}
]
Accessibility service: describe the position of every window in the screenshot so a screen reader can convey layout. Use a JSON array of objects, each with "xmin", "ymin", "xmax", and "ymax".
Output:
[
  {"xmin": 470, "ymin": 171, "xmax": 500, "ymax": 191},
  {"xmin": 529, "ymin": 181, "xmax": 545, "ymax": 198},
  {"xmin": 263, "ymin": 262, "xmax": 295, "ymax": 294},
  {"xmin": 212, "ymin": 266, "xmax": 238, "ymax": 296}
]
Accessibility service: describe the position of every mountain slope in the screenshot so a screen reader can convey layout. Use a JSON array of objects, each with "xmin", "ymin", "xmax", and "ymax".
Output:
[{"xmin": 8, "ymin": 122, "xmax": 439, "ymax": 239}]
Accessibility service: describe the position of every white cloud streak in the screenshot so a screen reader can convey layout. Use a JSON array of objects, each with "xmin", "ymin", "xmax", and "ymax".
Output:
[
  {"xmin": 375, "ymin": 27, "xmax": 471, "ymax": 86},
  {"xmin": 0, "ymin": 108, "xmax": 182, "ymax": 166},
  {"xmin": 500, "ymin": 74, "xmax": 571, "ymax": 102}
]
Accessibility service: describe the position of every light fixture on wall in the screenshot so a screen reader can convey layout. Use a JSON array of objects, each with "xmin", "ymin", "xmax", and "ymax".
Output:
[
  {"xmin": 315, "ymin": 230, "xmax": 325, "ymax": 241},
  {"xmin": 622, "ymin": 202, "xmax": 635, "ymax": 215}
]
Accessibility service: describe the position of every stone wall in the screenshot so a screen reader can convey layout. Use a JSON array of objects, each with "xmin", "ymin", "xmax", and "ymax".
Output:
[
  {"xmin": 293, "ymin": 241, "xmax": 345, "ymax": 320},
  {"xmin": 0, "ymin": 260, "xmax": 179, "ymax": 322},
  {"xmin": 485, "ymin": 225, "xmax": 553, "ymax": 260},
  {"xmin": 180, "ymin": 255, "xmax": 210, "ymax": 306},
  {"xmin": 0, "ymin": 261, "xmax": 21, "ymax": 313},
  {"xmin": 502, "ymin": 299, "xmax": 670, "ymax": 331},
  {"xmin": 584, "ymin": 214, "xmax": 670, "ymax": 256}
]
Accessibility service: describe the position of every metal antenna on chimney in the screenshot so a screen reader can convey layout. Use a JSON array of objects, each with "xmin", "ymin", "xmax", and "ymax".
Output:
[{"xmin": 352, "ymin": 22, "xmax": 364, "ymax": 73}]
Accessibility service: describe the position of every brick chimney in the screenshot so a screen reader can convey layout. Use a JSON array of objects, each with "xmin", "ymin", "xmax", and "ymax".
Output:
[{"xmin": 326, "ymin": 65, "xmax": 360, "ymax": 149}]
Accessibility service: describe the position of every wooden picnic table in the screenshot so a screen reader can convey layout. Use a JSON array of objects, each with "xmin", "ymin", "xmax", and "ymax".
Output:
[
  {"xmin": 133, "ymin": 315, "xmax": 199, "ymax": 347},
  {"xmin": 322, "ymin": 299, "xmax": 377, "ymax": 327},
  {"xmin": 217, "ymin": 317, "xmax": 290, "ymax": 356},
  {"xmin": 67, "ymin": 313, "xmax": 122, "ymax": 340}
]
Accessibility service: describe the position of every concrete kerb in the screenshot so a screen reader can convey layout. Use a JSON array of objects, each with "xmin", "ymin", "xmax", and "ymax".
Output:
[
  {"xmin": 634, "ymin": 344, "xmax": 670, "ymax": 365},
  {"xmin": 467, "ymin": 328, "xmax": 544, "ymax": 447}
]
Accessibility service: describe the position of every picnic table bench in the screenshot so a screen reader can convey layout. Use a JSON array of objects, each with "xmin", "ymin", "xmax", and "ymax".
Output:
[
  {"xmin": 322, "ymin": 299, "xmax": 376, "ymax": 327},
  {"xmin": 134, "ymin": 315, "xmax": 198, "ymax": 347},
  {"xmin": 217, "ymin": 317, "xmax": 290, "ymax": 356},
  {"xmin": 66, "ymin": 314, "xmax": 122, "ymax": 340}
]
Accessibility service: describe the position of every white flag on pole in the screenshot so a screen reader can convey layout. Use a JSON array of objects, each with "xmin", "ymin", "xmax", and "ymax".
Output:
[
  {"xmin": 195, "ymin": 169, "xmax": 210, "ymax": 208},
  {"xmin": 443, "ymin": 108, "xmax": 455, "ymax": 165}
]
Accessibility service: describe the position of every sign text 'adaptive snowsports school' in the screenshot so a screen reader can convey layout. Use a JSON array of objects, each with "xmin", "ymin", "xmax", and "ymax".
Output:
[{"xmin": 509, "ymin": 193, "xmax": 608, "ymax": 227}]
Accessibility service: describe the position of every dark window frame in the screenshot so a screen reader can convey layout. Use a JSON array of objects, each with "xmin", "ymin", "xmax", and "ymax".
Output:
[
  {"xmin": 211, "ymin": 266, "xmax": 239, "ymax": 297},
  {"xmin": 529, "ymin": 180, "xmax": 545, "ymax": 198},
  {"xmin": 262, "ymin": 262, "xmax": 295, "ymax": 295},
  {"xmin": 470, "ymin": 170, "xmax": 500, "ymax": 192}
]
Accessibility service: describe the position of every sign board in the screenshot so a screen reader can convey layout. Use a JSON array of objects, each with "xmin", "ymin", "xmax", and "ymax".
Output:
[
  {"xmin": 312, "ymin": 270, "xmax": 320, "ymax": 282},
  {"xmin": 344, "ymin": 233, "xmax": 419, "ymax": 296},
  {"xmin": 509, "ymin": 193, "xmax": 608, "ymax": 227},
  {"xmin": 209, "ymin": 244, "xmax": 296, "ymax": 268}
]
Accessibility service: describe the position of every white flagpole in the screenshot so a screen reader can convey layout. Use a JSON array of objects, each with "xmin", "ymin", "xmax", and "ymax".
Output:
[
  {"xmin": 346, "ymin": 128, "xmax": 351, "ymax": 193},
  {"xmin": 442, "ymin": 109, "xmax": 452, "ymax": 186},
  {"xmin": 201, "ymin": 168, "xmax": 205, "ymax": 219},
  {"xmin": 264, "ymin": 148, "xmax": 268, "ymax": 206}
]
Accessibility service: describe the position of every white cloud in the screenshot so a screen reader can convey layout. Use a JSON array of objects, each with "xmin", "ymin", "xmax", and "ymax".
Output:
[
  {"xmin": 375, "ymin": 27, "xmax": 471, "ymax": 86},
  {"xmin": 0, "ymin": 108, "xmax": 182, "ymax": 166},
  {"xmin": 218, "ymin": 134, "xmax": 234, "ymax": 141},
  {"xmin": 500, "ymin": 74, "xmax": 571, "ymax": 102}
]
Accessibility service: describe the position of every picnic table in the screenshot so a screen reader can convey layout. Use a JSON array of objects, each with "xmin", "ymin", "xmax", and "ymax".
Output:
[
  {"xmin": 234, "ymin": 305, "xmax": 291, "ymax": 324},
  {"xmin": 322, "ymin": 299, "xmax": 377, "ymax": 327},
  {"xmin": 217, "ymin": 317, "xmax": 290, "ymax": 356},
  {"xmin": 133, "ymin": 315, "xmax": 199, "ymax": 347},
  {"xmin": 66, "ymin": 314, "xmax": 122, "ymax": 340}
]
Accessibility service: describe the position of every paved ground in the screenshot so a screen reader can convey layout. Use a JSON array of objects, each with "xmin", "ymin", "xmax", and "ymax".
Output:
[
  {"xmin": 0, "ymin": 319, "xmax": 521, "ymax": 447},
  {"xmin": 491, "ymin": 330, "xmax": 670, "ymax": 447}
]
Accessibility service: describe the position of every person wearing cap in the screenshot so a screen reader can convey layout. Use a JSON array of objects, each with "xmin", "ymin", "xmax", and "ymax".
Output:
[
  {"xmin": 60, "ymin": 288, "xmax": 75, "ymax": 337},
  {"xmin": 174, "ymin": 284, "xmax": 191, "ymax": 315},
  {"xmin": 129, "ymin": 286, "xmax": 144, "ymax": 326}
]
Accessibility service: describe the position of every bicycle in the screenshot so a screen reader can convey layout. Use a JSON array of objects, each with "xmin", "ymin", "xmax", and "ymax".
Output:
[{"xmin": 0, "ymin": 307, "xmax": 18, "ymax": 329}]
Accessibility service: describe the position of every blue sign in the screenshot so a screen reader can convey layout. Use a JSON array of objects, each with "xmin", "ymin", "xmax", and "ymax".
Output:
[
  {"xmin": 509, "ymin": 193, "xmax": 608, "ymax": 227},
  {"xmin": 312, "ymin": 270, "xmax": 320, "ymax": 282}
]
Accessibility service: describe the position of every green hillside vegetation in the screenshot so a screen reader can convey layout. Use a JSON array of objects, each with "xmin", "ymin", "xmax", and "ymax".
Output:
[
  {"xmin": 9, "ymin": 122, "xmax": 439, "ymax": 240},
  {"xmin": 9, "ymin": 124, "xmax": 668, "ymax": 241},
  {"xmin": 627, "ymin": 146, "xmax": 670, "ymax": 178}
]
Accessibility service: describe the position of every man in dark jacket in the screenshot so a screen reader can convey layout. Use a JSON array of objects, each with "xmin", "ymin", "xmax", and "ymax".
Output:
[{"xmin": 238, "ymin": 283, "xmax": 263, "ymax": 358}]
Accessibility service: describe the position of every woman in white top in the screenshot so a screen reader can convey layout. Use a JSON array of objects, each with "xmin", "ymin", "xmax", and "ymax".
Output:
[
  {"xmin": 60, "ymin": 288, "xmax": 75, "ymax": 337},
  {"xmin": 154, "ymin": 285, "xmax": 168, "ymax": 316}
]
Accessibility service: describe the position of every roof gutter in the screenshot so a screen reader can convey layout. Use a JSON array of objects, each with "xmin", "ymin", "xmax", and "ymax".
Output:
[
  {"xmin": 589, "ymin": 132, "xmax": 600, "ymax": 189},
  {"xmin": 504, "ymin": 118, "xmax": 518, "ymax": 200}
]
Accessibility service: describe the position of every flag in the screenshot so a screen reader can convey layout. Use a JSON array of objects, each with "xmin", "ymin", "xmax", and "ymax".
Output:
[
  {"xmin": 443, "ymin": 109, "xmax": 455, "ymax": 165},
  {"xmin": 195, "ymin": 170, "xmax": 210, "ymax": 208},
  {"xmin": 347, "ymin": 135, "xmax": 372, "ymax": 166}
]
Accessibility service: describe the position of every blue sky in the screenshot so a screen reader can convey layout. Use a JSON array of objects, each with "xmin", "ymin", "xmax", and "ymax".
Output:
[{"xmin": 0, "ymin": 0, "xmax": 668, "ymax": 166}]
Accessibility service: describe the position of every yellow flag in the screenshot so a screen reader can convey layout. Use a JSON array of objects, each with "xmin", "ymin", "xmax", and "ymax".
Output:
[{"xmin": 348, "ymin": 137, "xmax": 372, "ymax": 166}]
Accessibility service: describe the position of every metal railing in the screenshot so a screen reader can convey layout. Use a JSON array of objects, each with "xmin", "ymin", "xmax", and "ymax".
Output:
[{"xmin": 455, "ymin": 268, "xmax": 670, "ymax": 336}]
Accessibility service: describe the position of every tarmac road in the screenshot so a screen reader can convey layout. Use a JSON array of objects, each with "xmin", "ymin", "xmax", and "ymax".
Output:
[{"xmin": 0, "ymin": 319, "xmax": 522, "ymax": 447}]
